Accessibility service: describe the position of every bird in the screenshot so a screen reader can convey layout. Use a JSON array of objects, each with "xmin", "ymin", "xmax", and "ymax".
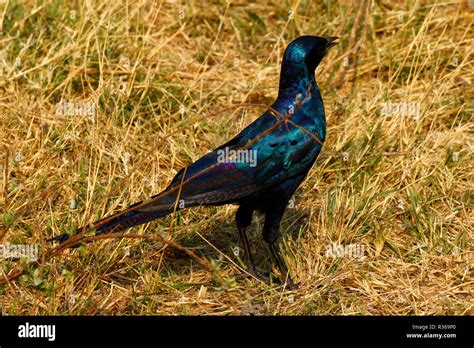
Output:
[{"xmin": 49, "ymin": 35, "xmax": 338, "ymax": 288}]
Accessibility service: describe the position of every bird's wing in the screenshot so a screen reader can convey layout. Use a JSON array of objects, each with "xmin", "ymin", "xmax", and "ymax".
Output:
[{"xmin": 137, "ymin": 114, "xmax": 321, "ymax": 211}]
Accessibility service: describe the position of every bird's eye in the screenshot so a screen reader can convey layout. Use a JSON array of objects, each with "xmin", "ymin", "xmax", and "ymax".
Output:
[
  {"xmin": 290, "ymin": 139, "xmax": 298, "ymax": 146},
  {"xmin": 269, "ymin": 142, "xmax": 278, "ymax": 148}
]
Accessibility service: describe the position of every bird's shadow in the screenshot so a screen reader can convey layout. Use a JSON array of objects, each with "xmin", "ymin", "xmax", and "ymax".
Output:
[{"xmin": 104, "ymin": 203, "xmax": 313, "ymax": 286}]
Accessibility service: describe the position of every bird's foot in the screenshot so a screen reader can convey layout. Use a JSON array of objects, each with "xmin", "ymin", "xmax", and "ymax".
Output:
[
  {"xmin": 268, "ymin": 272, "xmax": 299, "ymax": 290},
  {"xmin": 234, "ymin": 268, "xmax": 270, "ymax": 284},
  {"xmin": 235, "ymin": 269, "xmax": 299, "ymax": 289},
  {"xmin": 283, "ymin": 278, "xmax": 299, "ymax": 290}
]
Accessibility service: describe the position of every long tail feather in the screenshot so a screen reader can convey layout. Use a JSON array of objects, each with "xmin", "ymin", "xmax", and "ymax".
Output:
[{"xmin": 48, "ymin": 192, "xmax": 181, "ymax": 246}]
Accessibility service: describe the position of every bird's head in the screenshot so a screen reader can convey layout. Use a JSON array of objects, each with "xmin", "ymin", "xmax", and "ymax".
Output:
[
  {"xmin": 283, "ymin": 35, "xmax": 338, "ymax": 73},
  {"xmin": 278, "ymin": 36, "xmax": 338, "ymax": 95}
]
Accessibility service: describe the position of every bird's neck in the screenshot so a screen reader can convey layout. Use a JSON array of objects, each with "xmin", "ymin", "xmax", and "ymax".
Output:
[
  {"xmin": 277, "ymin": 59, "xmax": 316, "ymax": 98},
  {"xmin": 277, "ymin": 70, "xmax": 318, "ymax": 102}
]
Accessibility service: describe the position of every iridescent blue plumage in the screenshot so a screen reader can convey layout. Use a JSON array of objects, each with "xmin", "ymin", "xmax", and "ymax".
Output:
[{"xmin": 49, "ymin": 35, "xmax": 338, "ymax": 287}]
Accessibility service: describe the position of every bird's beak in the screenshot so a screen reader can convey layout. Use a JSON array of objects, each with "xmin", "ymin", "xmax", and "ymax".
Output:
[{"xmin": 325, "ymin": 36, "xmax": 339, "ymax": 49}]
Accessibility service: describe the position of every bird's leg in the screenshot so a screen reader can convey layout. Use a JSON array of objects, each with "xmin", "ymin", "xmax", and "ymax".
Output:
[
  {"xmin": 268, "ymin": 241, "xmax": 297, "ymax": 289},
  {"xmin": 238, "ymin": 227, "xmax": 257, "ymax": 273},
  {"xmin": 263, "ymin": 206, "xmax": 299, "ymax": 289},
  {"xmin": 238, "ymin": 227, "xmax": 260, "ymax": 274},
  {"xmin": 235, "ymin": 205, "xmax": 269, "ymax": 283},
  {"xmin": 236, "ymin": 227, "xmax": 270, "ymax": 283}
]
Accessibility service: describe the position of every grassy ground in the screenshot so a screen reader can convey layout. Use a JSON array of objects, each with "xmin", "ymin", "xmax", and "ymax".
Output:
[{"xmin": 0, "ymin": 0, "xmax": 472, "ymax": 315}]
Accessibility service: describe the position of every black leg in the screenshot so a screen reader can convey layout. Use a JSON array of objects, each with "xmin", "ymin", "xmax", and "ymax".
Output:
[
  {"xmin": 262, "ymin": 206, "xmax": 298, "ymax": 288},
  {"xmin": 268, "ymin": 242, "xmax": 298, "ymax": 289},
  {"xmin": 237, "ymin": 227, "xmax": 269, "ymax": 283},
  {"xmin": 238, "ymin": 227, "xmax": 257, "ymax": 273}
]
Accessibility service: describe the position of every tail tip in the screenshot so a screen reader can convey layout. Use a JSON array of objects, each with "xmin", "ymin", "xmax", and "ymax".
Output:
[{"xmin": 47, "ymin": 233, "xmax": 70, "ymax": 244}]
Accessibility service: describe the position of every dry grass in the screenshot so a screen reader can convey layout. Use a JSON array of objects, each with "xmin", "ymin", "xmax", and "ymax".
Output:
[{"xmin": 0, "ymin": 0, "xmax": 472, "ymax": 315}]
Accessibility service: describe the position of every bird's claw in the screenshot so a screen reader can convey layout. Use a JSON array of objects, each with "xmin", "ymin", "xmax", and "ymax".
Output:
[
  {"xmin": 234, "ymin": 268, "xmax": 270, "ymax": 284},
  {"xmin": 235, "ymin": 269, "xmax": 299, "ymax": 289}
]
